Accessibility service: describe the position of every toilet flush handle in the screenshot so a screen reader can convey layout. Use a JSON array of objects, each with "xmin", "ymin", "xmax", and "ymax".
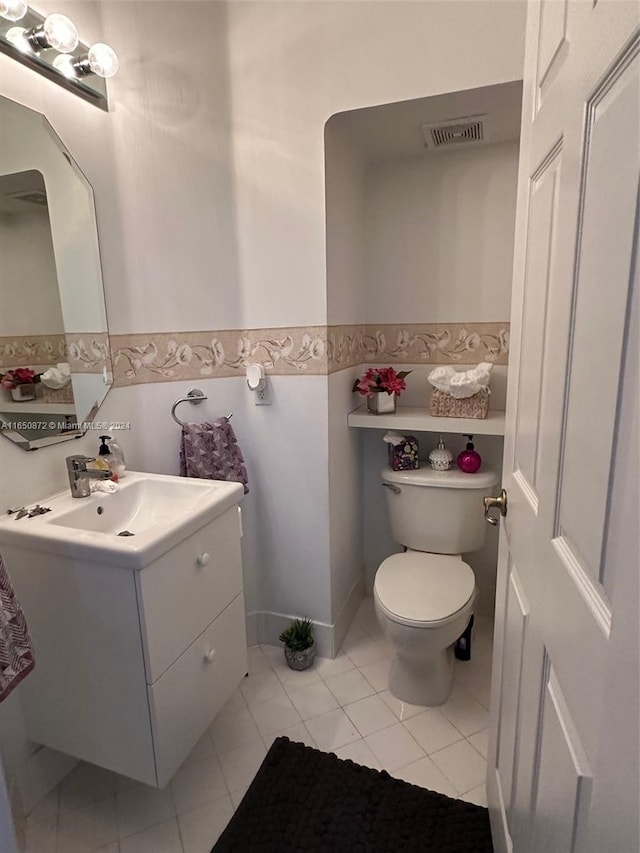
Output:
[
  {"xmin": 382, "ymin": 483, "xmax": 401, "ymax": 495},
  {"xmin": 484, "ymin": 489, "xmax": 508, "ymax": 525}
]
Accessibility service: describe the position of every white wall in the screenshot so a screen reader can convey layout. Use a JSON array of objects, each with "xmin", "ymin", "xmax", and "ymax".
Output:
[
  {"xmin": 325, "ymin": 121, "xmax": 367, "ymax": 325},
  {"xmin": 364, "ymin": 143, "xmax": 520, "ymax": 323},
  {"xmin": 325, "ymin": 117, "xmax": 367, "ymax": 643},
  {"xmin": 0, "ymin": 0, "xmax": 526, "ymax": 831},
  {"xmin": 226, "ymin": 0, "xmax": 526, "ymax": 327},
  {"xmin": 0, "ymin": 209, "xmax": 63, "ymax": 338}
]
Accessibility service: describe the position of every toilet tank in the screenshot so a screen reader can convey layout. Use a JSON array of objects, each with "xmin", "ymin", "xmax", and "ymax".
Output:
[{"xmin": 381, "ymin": 466, "xmax": 499, "ymax": 554}]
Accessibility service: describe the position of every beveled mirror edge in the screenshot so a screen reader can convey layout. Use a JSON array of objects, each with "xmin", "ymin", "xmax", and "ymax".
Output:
[{"xmin": 0, "ymin": 95, "xmax": 112, "ymax": 451}]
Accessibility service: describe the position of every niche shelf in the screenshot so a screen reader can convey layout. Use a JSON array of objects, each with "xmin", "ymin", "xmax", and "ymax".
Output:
[{"xmin": 347, "ymin": 405, "xmax": 505, "ymax": 436}]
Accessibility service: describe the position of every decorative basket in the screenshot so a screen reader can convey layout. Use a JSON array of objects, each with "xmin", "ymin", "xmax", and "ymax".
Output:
[
  {"xmin": 42, "ymin": 384, "xmax": 74, "ymax": 404},
  {"xmin": 429, "ymin": 387, "xmax": 490, "ymax": 419}
]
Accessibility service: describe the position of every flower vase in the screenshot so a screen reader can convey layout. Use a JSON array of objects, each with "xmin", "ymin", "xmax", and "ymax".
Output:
[
  {"xmin": 367, "ymin": 391, "xmax": 396, "ymax": 414},
  {"xmin": 10, "ymin": 384, "xmax": 36, "ymax": 402}
]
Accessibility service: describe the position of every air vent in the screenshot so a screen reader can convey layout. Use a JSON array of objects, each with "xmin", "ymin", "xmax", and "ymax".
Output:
[{"xmin": 421, "ymin": 115, "xmax": 489, "ymax": 150}]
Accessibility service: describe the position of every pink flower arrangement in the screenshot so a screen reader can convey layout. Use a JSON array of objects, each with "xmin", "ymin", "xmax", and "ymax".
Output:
[
  {"xmin": 352, "ymin": 367, "xmax": 411, "ymax": 398},
  {"xmin": 1, "ymin": 368, "xmax": 36, "ymax": 390}
]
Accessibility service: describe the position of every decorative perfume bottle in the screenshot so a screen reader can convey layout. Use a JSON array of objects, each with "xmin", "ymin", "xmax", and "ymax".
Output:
[
  {"xmin": 457, "ymin": 435, "xmax": 482, "ymax": 473},
  {"xmin": 429, "ymin": 435, "xmax": 453, "ymax": 471}
]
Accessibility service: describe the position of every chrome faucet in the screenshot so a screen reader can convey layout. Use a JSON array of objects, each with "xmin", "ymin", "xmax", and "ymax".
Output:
[{"xmin": 66, "ymin": 455, "xmax": 112, "ymax": 498}]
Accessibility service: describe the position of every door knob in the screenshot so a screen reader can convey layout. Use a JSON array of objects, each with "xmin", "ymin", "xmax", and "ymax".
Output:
[{"xmin": 483, "ymin": 489, "xmax": 508, "ymax": 526}]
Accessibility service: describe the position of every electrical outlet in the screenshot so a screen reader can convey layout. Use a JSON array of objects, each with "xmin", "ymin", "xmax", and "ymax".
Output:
[{"xmin": 255, "ymin": 378, "xmax": 272, "ymax": 405}]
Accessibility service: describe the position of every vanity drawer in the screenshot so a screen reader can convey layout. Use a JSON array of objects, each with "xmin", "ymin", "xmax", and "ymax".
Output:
[
  {"xmin": 149, "ymin": 592, "xmax": 247, "ymax": 787},
  {"xmin": 136, "ymin": 506, "xmax": 243, "ymax": 683}
]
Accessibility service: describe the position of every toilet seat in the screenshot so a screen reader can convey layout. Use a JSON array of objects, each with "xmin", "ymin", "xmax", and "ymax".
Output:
[{"xmin": 374, "ymin": 552, "xmax": 475, "ymax": 628}]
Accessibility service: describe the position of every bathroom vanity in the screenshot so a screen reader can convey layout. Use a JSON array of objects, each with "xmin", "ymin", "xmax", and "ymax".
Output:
[{"xmin": 0, "ymin": 472, "xmax": 247, "ymax": 788}]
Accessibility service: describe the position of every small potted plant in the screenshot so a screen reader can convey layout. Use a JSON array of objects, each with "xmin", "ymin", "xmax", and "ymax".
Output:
[
  {"xmin": 352, "ymin": 366, "xmax": 411, "ymax": 414},
  {"xmin": 0, "ymin": 368, "xmax": 38, "ymax": 402},
  {"xmin": 279, "ymin": 617, "xmax": 315, "ymax": 671}
]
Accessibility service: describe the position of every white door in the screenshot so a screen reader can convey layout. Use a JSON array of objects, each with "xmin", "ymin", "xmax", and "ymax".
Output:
[{"xmin": 488, "ymin": 1, "xmax": 639, "ymax": 852}]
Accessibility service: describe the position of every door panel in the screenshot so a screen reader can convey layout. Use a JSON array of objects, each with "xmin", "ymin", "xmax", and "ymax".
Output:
[
  {"xmin": 513, "ymin": 145, "xmax": 562, "ymax": 509},
  {"xmin": 489, "ymin": 3, "xmax": 639, "ymax": 852},
  {"xmin": 536, "ymin": 0, "xmax": 570, "ymax": 110},
  {"xmin": 555, "ymin": 48, "xmax": 639, "ymax": 591},
  {"xmin": 531, "ymin": 669, "xmax": 592, "ymax": 853},
  {"xmin": 496, "ymin": 567, "xmax": 529, "ymax": 820}
]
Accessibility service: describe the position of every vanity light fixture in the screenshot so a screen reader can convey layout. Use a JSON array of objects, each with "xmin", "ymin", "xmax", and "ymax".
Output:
[
  {"xmin": 0, "ymin": 3, "xmax": 117, "ymax": 110},
  {"xmin": 0, "ymin": 0, "xmax": 27, "ymax": 22},
  {"xmin": 53, "ymin": 42, "xmax": 119, "ymax": 80}
]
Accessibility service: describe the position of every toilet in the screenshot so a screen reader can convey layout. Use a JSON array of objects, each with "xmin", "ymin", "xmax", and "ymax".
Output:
[{"xmin": 374, "ymin": 465, "xmax": 499, "ymax": 706}]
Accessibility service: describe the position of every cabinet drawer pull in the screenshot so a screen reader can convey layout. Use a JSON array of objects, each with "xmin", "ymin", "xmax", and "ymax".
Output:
[
  {"xmin": 197, "ymin": 553, "xmax": 211, "ymax": 566},
  {"xmin": 204, "ymin": 649, "xmax": 216, "ymax": 663}
]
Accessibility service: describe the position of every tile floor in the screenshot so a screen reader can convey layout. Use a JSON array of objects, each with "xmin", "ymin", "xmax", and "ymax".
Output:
[{"xmin": 22, "ymin": 597, "xmax": 494, "ymax": 853}]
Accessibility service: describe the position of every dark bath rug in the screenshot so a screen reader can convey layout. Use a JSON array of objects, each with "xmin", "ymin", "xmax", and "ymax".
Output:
[{"xmin": 212, "ymin": 736, "xmax": 494, "ymax": 852}]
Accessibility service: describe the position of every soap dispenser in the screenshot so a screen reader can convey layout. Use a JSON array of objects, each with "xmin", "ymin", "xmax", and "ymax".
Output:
[
  {"xmin": 96, "ymin": 435, "xmax": 119, "ymax": 479},
  {"xmin": 429, "ymin": 435, "xmax": 453, "ymax": 471},
  {"xmin": 105, "ymin": 436, "xmax": 126, "ymax": 479},
  {"xmin": 457, "ymin": 435, "xmax": 482, "ymax": 474}
]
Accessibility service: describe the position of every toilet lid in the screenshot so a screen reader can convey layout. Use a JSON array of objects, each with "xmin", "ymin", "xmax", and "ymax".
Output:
[{"xmin": 374, "ymin": 552, "xmax": 475, "ymax": 625}]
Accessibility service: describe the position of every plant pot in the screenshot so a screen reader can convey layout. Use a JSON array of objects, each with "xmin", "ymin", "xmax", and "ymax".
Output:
[
  {"xmin": 367, "ymin": 391, "xmax": 396, "ymax": 414},
  {"xmin": 10, "ymin": 384, "xmax": 36, "ymax": 402},
  {"xmin": 284, "ymin": 641, "xmax": 315, "ymax": 671}
]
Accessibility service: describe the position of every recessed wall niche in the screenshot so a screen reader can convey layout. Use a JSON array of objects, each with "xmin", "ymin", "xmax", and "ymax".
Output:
[{"xmin": 325, "ymin": 80, "xmax": 523, "ymax": 615}]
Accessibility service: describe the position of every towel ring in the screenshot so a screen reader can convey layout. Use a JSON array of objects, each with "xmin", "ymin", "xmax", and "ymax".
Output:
[{"xmin": 171, "ymin": 388, "xmax": 232, "ymax": 427}]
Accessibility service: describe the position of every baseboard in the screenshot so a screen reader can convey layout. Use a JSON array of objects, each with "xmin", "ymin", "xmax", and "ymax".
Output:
[
  {"xmin": 246, "ymin": 611, "xmax": 333, "ymax": 658},
  {"xmin": 246, "ymin": 572, "xmax": 366, "ymax": 659}
]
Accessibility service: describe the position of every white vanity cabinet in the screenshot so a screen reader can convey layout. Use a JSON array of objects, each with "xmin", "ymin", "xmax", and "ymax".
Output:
[{"xmin": 3, "ymin": 503, "xmax": 247, "ymax": 788}]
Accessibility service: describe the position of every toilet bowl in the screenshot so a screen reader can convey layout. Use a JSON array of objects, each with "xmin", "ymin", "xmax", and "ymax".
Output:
[
  {"xmin": 375, "ymin": 465, "xmax": 498, "ymax": 706},
  {"xmin": 374, "ymin": 552, "xmax": 476, "ymax": 705}
]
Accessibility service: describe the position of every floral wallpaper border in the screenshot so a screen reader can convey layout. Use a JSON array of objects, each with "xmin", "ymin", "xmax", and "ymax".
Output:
[
  {"xmin": 0, "ymin": 333, "xmax": 111, "ymax": 375},
  {"xmin": 110, "ymin": 327, "xmax": 328, "ymax": 385},
  {"xmin": 328, "ymin": 322, "xmax": 510, "ymax": 373},
  {"xmin": 109, "ymin": 322, "xmax": 509, "ymax": 386},
  {"xmin": 65, "ymin": 333, "xmax": 112, "ymax": 375},
  {"xmin": 0, "ymin": 335, "xmax": 66, "ymax": 369},
  {"xmin": 2, "ymin": 324, "xmax": 508, "ymax": 385}
]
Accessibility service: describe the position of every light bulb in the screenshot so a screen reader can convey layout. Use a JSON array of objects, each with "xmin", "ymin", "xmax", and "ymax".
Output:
[
  {"xmin": 0, "ymin": 0, "xmax": 27, "ymax": 22},
  {"xmin": 6, "ymin": 25, "xmax": 30, "ymax": 52},
  {"xmin": 87, "ymin": 42, "xmax": 118, "ymax": 78},
  {"xmin": 52, "ymin": 53, "xmax": 76, "ymax": 78},
  {"xmin": 42, "ymin": 13, "xmax": 78, "ymax": 52}
]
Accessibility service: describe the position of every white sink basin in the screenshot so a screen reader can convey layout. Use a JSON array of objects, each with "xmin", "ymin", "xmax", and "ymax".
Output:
[{"xmin": 0, "ymin": 471, "xmax": 244, "ymax": 569}]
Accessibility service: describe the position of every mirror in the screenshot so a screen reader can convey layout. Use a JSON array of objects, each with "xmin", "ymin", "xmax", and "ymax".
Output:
[{"xmin": 0, "ymin": 95, "xmax": 112, "ymax": 451}]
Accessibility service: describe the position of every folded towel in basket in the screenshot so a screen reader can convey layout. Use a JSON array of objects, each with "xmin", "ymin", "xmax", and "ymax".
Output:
[
  {"xmin": 0, "ymin": 553, "xmax": 35, "ymax": 703},
  {"xmin": 428, "ymin": 362, "xmax": 493, "ymax": 399},
  {"xmin": 180, "ymin": 417, "xmax": 249, "ymax": 494}
]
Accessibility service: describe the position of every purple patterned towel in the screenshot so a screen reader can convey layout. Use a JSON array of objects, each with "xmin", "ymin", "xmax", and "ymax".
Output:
[
  {"xmin": 0, "ymin": 553, "xmax": 35, "ymax": 703},
  {"xmin": 180, "ymin": 417, "xmax": 249, "ymax": 494}
]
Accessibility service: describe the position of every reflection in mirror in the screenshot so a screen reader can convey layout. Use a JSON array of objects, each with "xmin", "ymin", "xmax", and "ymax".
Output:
[{"xmin": 0, "ymin": 96, "xmax": 112, "ymax": 450}]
